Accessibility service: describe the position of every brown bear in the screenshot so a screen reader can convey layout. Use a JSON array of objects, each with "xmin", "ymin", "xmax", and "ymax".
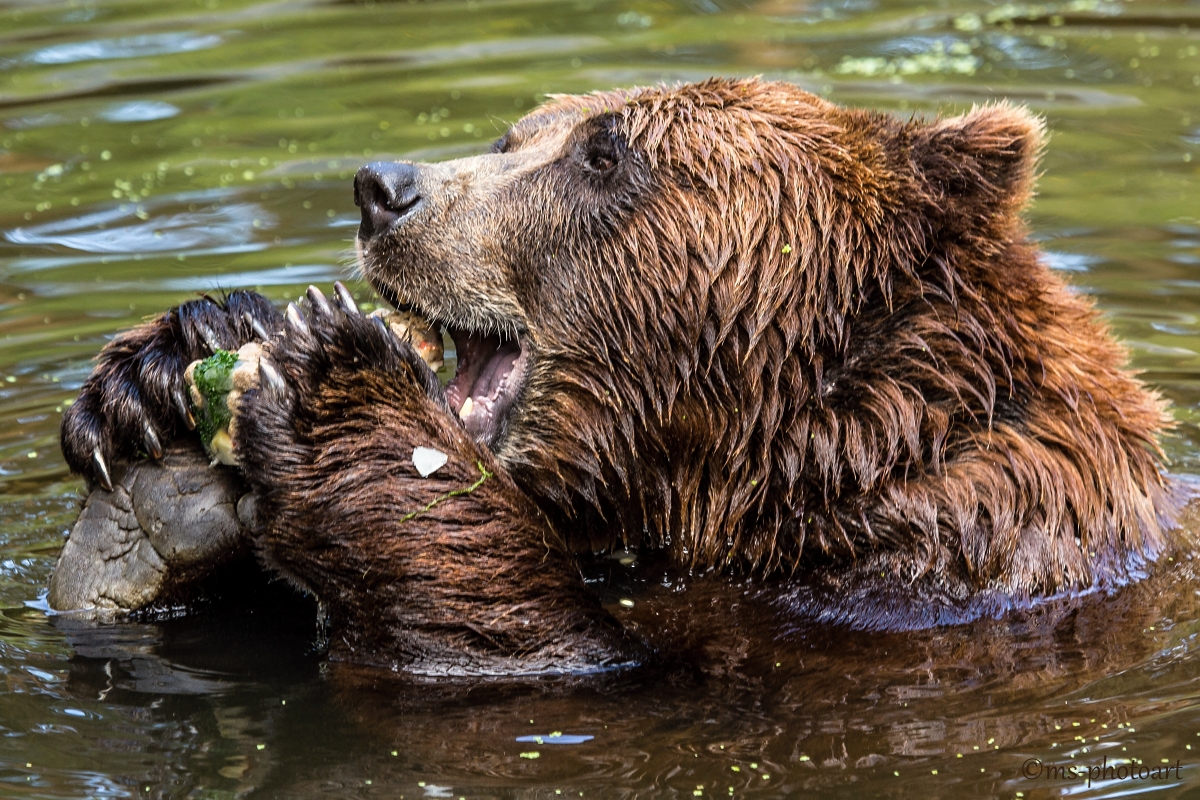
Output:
[{"xmin": 56, "ymin": 77, "xmax": 1183, "ymax": 674}]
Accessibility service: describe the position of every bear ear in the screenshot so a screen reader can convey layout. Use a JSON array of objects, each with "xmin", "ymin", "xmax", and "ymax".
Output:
[{"xmin": 913, "ymin": 102, "xmax": 1046, "ymax": 213}]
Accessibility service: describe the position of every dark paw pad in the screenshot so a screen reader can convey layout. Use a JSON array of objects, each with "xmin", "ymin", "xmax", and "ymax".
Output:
[{"xmin": 48, "ymin": 442, "xmax": 252, "ymax": 612}]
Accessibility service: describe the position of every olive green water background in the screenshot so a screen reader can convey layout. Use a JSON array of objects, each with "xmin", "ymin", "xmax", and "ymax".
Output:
[{"xmin": 3, "ymin": 0, "xmax": 1200, "ymax": 797}]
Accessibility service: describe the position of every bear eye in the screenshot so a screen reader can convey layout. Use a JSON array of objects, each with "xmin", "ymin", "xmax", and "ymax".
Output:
[{"xmin": 585, "ymin": 149, "xmax": 616, "ymax": 173}]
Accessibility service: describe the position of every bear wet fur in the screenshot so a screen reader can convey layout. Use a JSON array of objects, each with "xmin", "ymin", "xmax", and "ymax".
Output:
[{"xmin": 56, "ymin": 78, "xmax": 1181, "ymax": 672}]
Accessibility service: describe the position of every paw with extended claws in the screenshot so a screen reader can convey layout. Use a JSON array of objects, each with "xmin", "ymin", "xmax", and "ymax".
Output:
[
  {"xmin": 60, "ymin": 290, "xmax": 284, "ymax": 490},
  {"xmin": 207, "ymin": 283, "xmax": 634, "ymax": 672},
  {"xmin": 230, "ymin": 281, "xmax": 456, "ymax": 493},
  {"xmin": 182, "ymin": 283, "xmax": 446, "ymax": 467},
  {"xmin": 55, "ymin": 283, "xmax": 636, "ymax": 672}
]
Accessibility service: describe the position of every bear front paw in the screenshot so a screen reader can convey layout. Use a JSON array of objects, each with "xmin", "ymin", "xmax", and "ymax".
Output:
[
  {"xmin": 230, "ymin": 284, "xmax": 452, "ymax": 484},
  {"xmin": 60, "ymin": 290, "xmax": 282, "ymax": 489},
  {"xmin": 48, "ymin": 441, "xmax": 252, "ymax": 613}
]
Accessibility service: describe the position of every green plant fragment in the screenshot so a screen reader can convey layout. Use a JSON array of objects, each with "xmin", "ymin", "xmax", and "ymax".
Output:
[{"xmin": 193, "ymin": 350, "xmax": 237, "ymax": 451}]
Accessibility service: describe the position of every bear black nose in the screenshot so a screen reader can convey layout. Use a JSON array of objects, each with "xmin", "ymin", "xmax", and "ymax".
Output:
[{"xmin": 354, "ymin": 161, "xmax": 421, "ymax": 240}]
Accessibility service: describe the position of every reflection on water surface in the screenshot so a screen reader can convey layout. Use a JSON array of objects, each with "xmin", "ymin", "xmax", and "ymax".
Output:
[{"xmin": 2, "ymin": 0, "xmax": 1200, "ymax": 795}]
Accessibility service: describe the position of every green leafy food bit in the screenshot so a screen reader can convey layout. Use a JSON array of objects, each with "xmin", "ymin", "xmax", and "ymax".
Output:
[
  {"xmin": 191, "ymin": 349, "xmax": 237, "ymax": 452},
  {"xmin": 185, "ymin": 342, "xmax": 262, "ymax": 466}
]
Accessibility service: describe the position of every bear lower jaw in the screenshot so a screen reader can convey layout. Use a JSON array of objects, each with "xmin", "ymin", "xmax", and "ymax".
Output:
[{"xmin": 445, "ymin": 329, "xmax": 529, "ymax": 446}]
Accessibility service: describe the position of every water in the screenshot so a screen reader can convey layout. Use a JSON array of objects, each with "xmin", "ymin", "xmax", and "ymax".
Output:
[{"xmin": 2, "ymin": 0, "xmax": 1200, "ymax": 796}]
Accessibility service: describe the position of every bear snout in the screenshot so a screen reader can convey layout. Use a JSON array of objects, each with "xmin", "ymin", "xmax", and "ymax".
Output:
[{"xmin": 354, "ymin": 161, "xmax": 422, "ymax": 240}]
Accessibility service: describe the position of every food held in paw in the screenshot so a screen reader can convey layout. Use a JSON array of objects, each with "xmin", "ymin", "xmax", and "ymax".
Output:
[
  {"xmin": 370, "ymin": 308, "xmax": 444, "ymax": 371},
  {"xmin": 184, "ymin": 342, "xmax": 262, "ymax": 466}
]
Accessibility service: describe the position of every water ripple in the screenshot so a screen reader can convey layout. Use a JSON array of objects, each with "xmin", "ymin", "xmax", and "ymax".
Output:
[
  {"xmin": 333, "ymin": 35, "xmax": 607, "ymax": 69},
  {"xmin": 1042, "ymin": 251, "xmax": 1101, "ymax": 273},
  {"xmin": 0, "ymin": 75, "xmax": 239, "ymax": 111},
  {"xmin": 97, "ymin": 101, "xmax": 180, "ymax": 123},
  {"xmin": 22, "ymin": 33, "xmax": 223, "ymax": 66},
  {"xmin": 5, "ymin": 202, "xmax": 272, "ymax": 257}
]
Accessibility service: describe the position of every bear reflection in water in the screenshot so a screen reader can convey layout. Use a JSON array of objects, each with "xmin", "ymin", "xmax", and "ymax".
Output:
[{"xmin": 53, "ymin": 78, "xmax": 1193, "ymax": 678}]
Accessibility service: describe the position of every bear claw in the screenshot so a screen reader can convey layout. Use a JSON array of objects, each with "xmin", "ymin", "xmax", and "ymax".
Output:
[
  {"xmin": 143, "ymin": 421, "xmax": 163, "ymax": 460},
  {"xmin": 92, "ymin": 447, "xmax": 113, "ymax": 492},
  {"xmin": 306, "ymin": 285, "xmax": 333, "ymax": 318},
  {"xmin": 198, "ymin": 323, "xmax": 222, "ymax": 353},
  {"xmin": 333, "ymin": 281, "xmax": 359, "ymax": 315},
  {"xmin": 286, "ymin": 302, "xmax": 310, "ymax": 337},
  {"xmin": 173, "ymin": 385, "xmax": 196, "ymax": 430},
  {"xmin": 370, "ymin": 314, "xmax": 390, "ymax": 338},
  {"xmin": 258, "ymin": 359, "xmax": 287, "ymax": 398},
  {"xmin": 243, "ymin": 311, "xmax": 270, "ymax": 342}
]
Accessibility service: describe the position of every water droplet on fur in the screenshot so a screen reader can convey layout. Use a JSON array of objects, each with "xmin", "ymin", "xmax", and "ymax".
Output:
[{"xmin": 412, "ymin": 446, "xmax": 448, "ymax": 477}]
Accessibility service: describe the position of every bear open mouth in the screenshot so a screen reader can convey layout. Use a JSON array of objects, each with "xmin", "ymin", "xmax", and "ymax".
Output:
[
  {"xmin": 371, "ymin": 276, "xmax": 529, "ymax": 446},
  {"xmin": 443, "ymin": 328, "xmax": 530, "ymax": 445}
]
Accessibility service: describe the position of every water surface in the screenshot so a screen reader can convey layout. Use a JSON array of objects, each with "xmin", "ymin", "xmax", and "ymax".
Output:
[{"xmin": 2, "ymin": 0, "xmax": 1200, "ymax": 796}]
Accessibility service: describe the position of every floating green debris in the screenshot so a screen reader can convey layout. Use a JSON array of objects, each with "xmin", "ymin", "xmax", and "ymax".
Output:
[{"xmin": 835, "ymin": 41, "xmax": 980, "ymax": 78}]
